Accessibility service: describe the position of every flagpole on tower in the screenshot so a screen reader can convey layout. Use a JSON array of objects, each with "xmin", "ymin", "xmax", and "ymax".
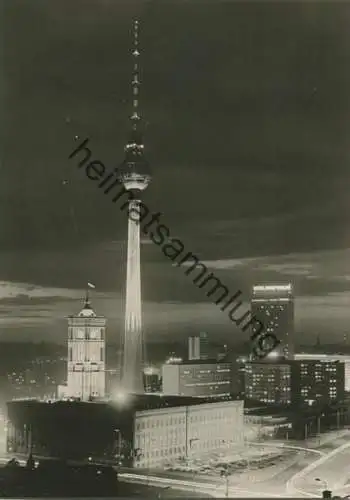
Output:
[{"xmin": 85, "ymin": 282, "xmax": 95, "ymax": 307}]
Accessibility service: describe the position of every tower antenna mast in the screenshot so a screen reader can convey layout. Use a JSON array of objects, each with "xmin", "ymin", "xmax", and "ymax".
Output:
[{"xmin": 131, "ymin": 20, "xmax": 141, "ymax": 131}]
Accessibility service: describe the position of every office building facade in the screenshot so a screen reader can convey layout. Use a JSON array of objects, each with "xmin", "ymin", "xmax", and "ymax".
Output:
[
  {"xmin": 245, "ymin": 362, "xmax": 291, "ymax": 405},
  {"xmin": 134, "ymin": 400, "xmax": 244, "ymax": 468},
  {"xmin": 245, "ymin": 359, "xmax": 345, "ymax": 408},
  {"xmin": 251, "ymin": 284, "xmax": 294, "ymax": 360},
  {"xmin": 295, "ymin": 353, "xmax": 350, "ymax": 392},
  {"xmin": 293, "ymin": 359, "xmax": 345, "ymax": 407},
  {"xmin": 162, "ymin": 360, "xmax": 233, "ymax": 398}
]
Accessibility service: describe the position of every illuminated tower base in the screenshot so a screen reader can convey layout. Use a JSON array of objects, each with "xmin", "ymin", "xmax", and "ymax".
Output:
[{"xmin": 122, "ymin": 199, "xmax": 144, "ymax": 393}]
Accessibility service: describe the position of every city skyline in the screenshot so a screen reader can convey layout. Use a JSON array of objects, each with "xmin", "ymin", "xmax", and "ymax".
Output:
[{"xmin": 2, "ymin": 1, "xmax": 350, "ymax": 345}]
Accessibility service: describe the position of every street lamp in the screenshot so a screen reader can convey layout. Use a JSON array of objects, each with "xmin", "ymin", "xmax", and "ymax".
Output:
[
  {"xmin": 220, "ymin": 467, "xmax": 230, "ymax": 498},
  {"xmin": 189, "ymin": 438, "xmax": 199, "ymax": 490},
  {"xmin": 134, "ymin": 448, "xmax": 149, "ymax": 485},
  {"xmin": 317, "ymin": 414, "xmax": 325, "ymax": 437},
  {"xmin": 114, "ymin": 429, "xmax": 121, "ymax": 465},
  {"xmin": 336, "ymin": 408, "xmax": 341, "ymax": 430}
]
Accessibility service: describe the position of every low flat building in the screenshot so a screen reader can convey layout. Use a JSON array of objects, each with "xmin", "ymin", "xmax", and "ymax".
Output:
[
  {"xmin": 135, "ymin": 399, "xmax": 244, "ymax": 468},
  {"xmin": 243, "ymin": 404, "xmax": 291, "ymax": 440},
  {"xmin": 162, "ymin": 359, "xmax": 234, "ymax": 398},
  {"xmin": 6, "ymin": 394, "xmax": 244, "ymax": 469}
]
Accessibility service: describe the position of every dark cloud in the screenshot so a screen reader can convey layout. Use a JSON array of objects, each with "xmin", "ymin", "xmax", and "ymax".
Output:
[{"xmin": 2, "ymin": 0, "xmax": 350, "ymax": 343}]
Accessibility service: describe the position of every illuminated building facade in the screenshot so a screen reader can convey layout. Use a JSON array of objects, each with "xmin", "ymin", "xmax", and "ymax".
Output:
[
  {"xmin": 245, "ymin": 359, "xmax": 345, "ymax": 408},
  {"xmin": 63, "ymin": 296, "xmax": 106, "ymax": 400},
  {"xmin": 162, "ymin": 360, "xmax": 233, "ymax": 398},
  {"xmin": 245, "ymin": 362, "xmax": 291, "ymax": 405},
  {"xmin": 118, "ymin": 21, "xmax": 151, "ymax": 393},
  {"xmin": 295, "ymin": 353, "xmax": 350, "ymax": 391},
  {"xmin": 6, "ymin": 395, "xmax": 244, "ymax": 468},
  {"xmin": 293, "ymin": 359, "xmax": 345, "ymax": 407},
  {"xmin": 251, "ymin": 284, "xmax": 294, "ymax": 360},
  {"xmin": 134, "ymin": 400, "xmax": 244, "ymax": 468},
  {"xmin": 188, "ymin": 336, "xmax": 200, "ymax": 360}
]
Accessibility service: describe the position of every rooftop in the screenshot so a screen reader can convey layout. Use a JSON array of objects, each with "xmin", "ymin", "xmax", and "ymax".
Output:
[
  {"xmin": 165, "ymin": 358, "xmax": 229, "ymax": 366},
  {"xmin": 247, "ymin": 358, "xmax": 343, "ymax": 366},
  {"xmin": 8, "ymin": 393, "xmax": 241, "ymax": 414}
]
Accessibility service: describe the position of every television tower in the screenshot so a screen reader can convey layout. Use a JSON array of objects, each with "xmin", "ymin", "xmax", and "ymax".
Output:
[{"xmin": 119, "ymin": 20, "xmax": 151, "ymax": 393}]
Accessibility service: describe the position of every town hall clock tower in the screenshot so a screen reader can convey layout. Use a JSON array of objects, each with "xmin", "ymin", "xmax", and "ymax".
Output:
[{"xmin": 66, "ymin": 294, "xmax": 106, "ymax": 400}]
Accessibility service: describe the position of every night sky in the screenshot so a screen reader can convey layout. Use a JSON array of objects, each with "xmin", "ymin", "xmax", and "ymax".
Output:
[{"xmin": 1, "ymin": 0, "xmax": 350, "ymax": 348}]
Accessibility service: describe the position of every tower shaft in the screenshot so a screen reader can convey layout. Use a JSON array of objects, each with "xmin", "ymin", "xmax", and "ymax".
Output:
[
  {"xmin": 122, "ymin": 198, "xmax": 144, "ymax": 393},
  {"xmin": 119, "ymin": 20, "xmax": 150, "ymax": 394}
]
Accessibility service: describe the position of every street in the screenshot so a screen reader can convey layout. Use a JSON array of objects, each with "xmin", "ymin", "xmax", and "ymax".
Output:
[
  {"xmin": 287, "ymin": 440, "xmax": 350, "ymax": 497},
  {"xmin": 1, "ymin": 429, "xmax": 350, "ymax": 497},
  {"xmin": 119, "ymin": 431, "xmax": 350, "ymax": 497}
]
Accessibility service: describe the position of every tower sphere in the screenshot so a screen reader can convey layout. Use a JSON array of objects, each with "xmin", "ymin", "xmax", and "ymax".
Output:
[{"xmin": 118, "ymin": 129, "xmax": 151, "ymax": 192}]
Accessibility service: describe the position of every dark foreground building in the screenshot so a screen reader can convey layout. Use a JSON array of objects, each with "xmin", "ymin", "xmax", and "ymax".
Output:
[
  {"xmin": 0, "ymin": 461, "xmax": 120, "ymax": 498},
  {"xmin": 7, "ymin": 394, "xmax": 244, "ymax": 468}
]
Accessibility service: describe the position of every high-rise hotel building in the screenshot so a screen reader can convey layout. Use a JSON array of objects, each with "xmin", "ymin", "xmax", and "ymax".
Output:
[{"xmin": 251, "ymin": 284, "xmax": 294, "ymax": 360}]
